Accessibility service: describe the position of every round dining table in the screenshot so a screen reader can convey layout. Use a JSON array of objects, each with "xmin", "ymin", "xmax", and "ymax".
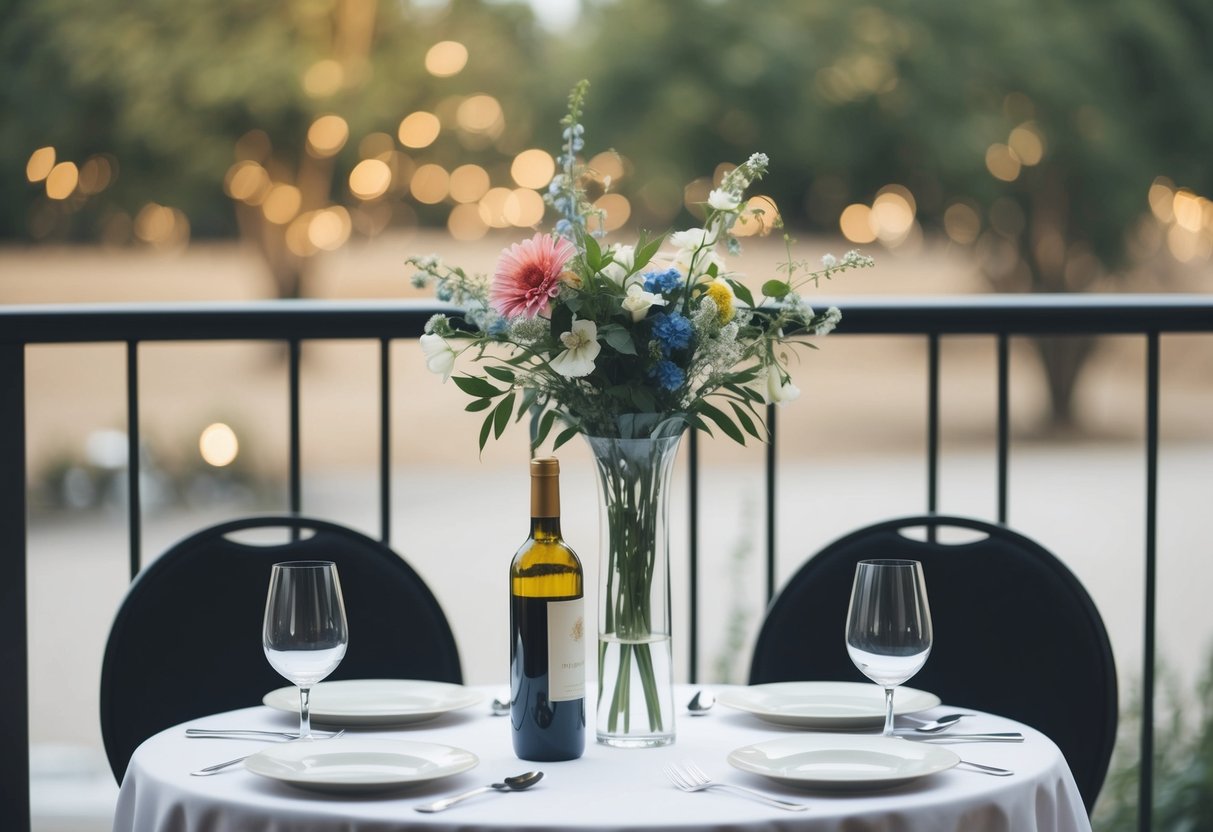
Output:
[{"xmin": 113, "ymin": 683, "xmax": 1091, "ymax": 832}]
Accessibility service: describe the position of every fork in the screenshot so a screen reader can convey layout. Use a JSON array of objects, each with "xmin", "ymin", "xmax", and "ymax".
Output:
[
  {"xmin": 186, "ymin": 727, "xmax": 340, "ymax": 740},
  {"xmin": 189, "ymin": 729, "xmax": 346, "ymax": 775},
  {"xmin": 664, "ymin": 762, "xmax": 808, "ymax": 811}
]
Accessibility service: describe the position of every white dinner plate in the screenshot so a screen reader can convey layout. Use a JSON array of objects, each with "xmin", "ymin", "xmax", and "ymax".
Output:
[
  {"xmin": 262, "ymin": 679, "xmax": 482, "ymax": 726},
  {"xmin": 716, "ymin": 681, "xmax": 941, "ymax": 729},
  {"xmin": 244, "ymin": 737, "xmax": 478, "ymax": 794},
  {"xmin": 728, "ymin": 734, "xmax": 959, "ymax": 791}
]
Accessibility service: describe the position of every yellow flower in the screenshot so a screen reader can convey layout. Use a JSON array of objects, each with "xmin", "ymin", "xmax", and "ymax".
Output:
[{"xmin": 704, "ymin": 278, "xmax": 736, "ymax": 323}]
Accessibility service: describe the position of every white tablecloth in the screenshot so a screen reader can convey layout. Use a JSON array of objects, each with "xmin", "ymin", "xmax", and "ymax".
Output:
[{"xmin": 114, "ymin": 685, "xmax": 1091, "ymax": 832}]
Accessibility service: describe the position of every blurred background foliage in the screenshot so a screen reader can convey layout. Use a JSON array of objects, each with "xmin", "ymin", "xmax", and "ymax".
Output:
[{"xmin": 3, "ymin": 0, "xmax": 1212, "ymax": 417}]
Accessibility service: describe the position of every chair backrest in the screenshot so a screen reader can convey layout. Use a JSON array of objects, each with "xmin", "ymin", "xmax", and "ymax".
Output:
[
  {"xmin": 99, "ymin": 514, "xmax": 462, "ymax": 782},
  {"xmin": 749, "ymin": 514, "xmax": 1117, "ymax": 813}
]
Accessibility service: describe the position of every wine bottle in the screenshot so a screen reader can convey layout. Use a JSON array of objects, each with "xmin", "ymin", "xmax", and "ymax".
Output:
[{"xmin": 509, "ymin": 457, "xmax": 585, "ymax": 761}]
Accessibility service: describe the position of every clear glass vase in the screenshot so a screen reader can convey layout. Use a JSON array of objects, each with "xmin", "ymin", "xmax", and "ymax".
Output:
[{"xmin": 585, "ymin": 431, "xmax": 682, "ymax": 748}]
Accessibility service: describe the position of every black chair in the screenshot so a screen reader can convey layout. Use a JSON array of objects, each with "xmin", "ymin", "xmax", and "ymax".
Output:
[
  {"xmin": 99, "ymin": 515, "xmax": 462, "ymax": 783},
  {"xmin": 749, "ymin": 514, "xmax": 1117, "ymax": 813}
]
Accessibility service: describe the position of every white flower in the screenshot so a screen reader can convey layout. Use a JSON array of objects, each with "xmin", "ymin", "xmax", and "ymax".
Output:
[
  {"xmin": 621, "ymin": 283, "xmax": 667, "ymax": 322},
  {"xmin": 550, "ymin": 318, "xmax": 600, "ymax": 378},
  {"xmin": 419, "ymin": 333, "xmax": 456, "ymax": 382},
  {"xmin": 708, "ymin": 189, "xmax": 741, "ymax": 212},
  {"xmin": 599, "ymin": 244, "xmax": 636, "ymax": 285},
  {"xmin": 821, "ymin": 253, "xmax": 837, "ymax": 269},
  {"xmin": 669, "ymin": 228, "xmax": 725, "ymax": 278},
  {"xmin": 765, "ymin": 364, "xmax": 801, "ymax": 405}
]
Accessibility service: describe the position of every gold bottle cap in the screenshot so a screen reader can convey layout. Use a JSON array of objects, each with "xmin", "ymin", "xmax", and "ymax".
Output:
[{"xmin": 530, "ymin": 457, "xmax": 560, "ymax": 477}]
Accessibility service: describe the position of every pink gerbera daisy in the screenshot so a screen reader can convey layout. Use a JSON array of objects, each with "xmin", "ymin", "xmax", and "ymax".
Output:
[{"xmin": 490, "ymin": 232, "xmax": 576, "ymax": 319}]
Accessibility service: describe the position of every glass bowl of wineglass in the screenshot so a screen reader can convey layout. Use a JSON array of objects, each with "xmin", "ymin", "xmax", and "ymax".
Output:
[
  {"xmin": 263, "ymin": 561, "xmax": 349, "ymax": 739},
  {"xmin": 845, "ymin": 559, "xmax": 932, "ymax": 737}
]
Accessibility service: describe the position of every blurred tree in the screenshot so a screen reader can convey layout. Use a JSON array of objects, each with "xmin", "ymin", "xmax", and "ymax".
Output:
[
  {"xmin": 1, "ymin": 0, "xmax": 550, "ymax": 296},
  {"xmin": 571, "ymin": 0, "xmax": 1213, "ymax": 426}
]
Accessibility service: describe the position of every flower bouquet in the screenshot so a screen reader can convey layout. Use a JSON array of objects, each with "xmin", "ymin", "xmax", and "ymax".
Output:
[{"xmin": 409, "ymin": 81, "xmax": 873, "ymax": 746}]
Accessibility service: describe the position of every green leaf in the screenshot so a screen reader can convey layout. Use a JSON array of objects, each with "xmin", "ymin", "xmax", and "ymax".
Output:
[
  {"xmin": 762, "ymin": 279, "xmax": 791, "ymax": 299},
  {"xmin": 552, "ymin": 425, "xmax": 580, "ymax": 450},
  {"xmin": 515, "ymin": 387, "xmax": 539, "ymax": 421},
  {"xmin": 630, "ymin": 386, "xmax": 657, "ymax": 412},
  {"xmin": 633, "ymin": 233, "xmax": 665, "ymax": 272},
  {"xmin": 727, "ymin": 278, "xmax": 755, "ymax": 308},
  {"xmin": 493, "ymin": 392, "xmax": 516, "ymax": 439},
  {"xmin": 484, "ymin": 365, "xmax": 515, "ymax": 384},
  {"xmin": 730, "ymin": 401, "xmax": 763, "ymax": 440},
  {"xmin": 453, "ymin": 375, "xmax": 503, "ymax": 399},
  {"xmin": 599, "ymin": 323, "xmax": 637, "ymax": 355},
  {"xmin": 530, "ymin": 409, "xmax": 558, "ymax": 449},
  {"xmin": 583, "ymin": 233, "xmax": 602, "ymax": 271},
  {"xmin": 464, "ymin": 398, "xmax": 493, "ymax": 413},
  {"xmin": 478, "ymin": 410, "xmax": 494, "ymax": 453},
  {"xmin": 697, "ymin": 401, "xmax": 745, "ymax": 445}
]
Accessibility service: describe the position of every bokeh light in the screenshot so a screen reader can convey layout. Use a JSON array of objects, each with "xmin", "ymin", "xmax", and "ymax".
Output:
[
  {"xmin": 944, "ymin": 202, "xmax": 982, "ymax": 245},
  {"xmin": 1148, "ymin": 177, "xmax": 1175, "ymax": 222},
  {"xmin": 478, "ymin": 187, "xmax": 513, "ymax": 228},
  {"xmin": 134, "ymin": 203, "xmax": 189, "ymax": 247},
  {"xmin": 1008, "ymin": 123, "xmax": 1045, "ymax": 166},
  {"xmin": 590, "ymin": 152, "xmax": 627, "ymax": 184},
  {"xmin": 870, "ymin": 185, "xmax": 916, "ymax": 242},
  {"xmin": 840, "ymin": 203, "xmax": 877, "ymax": 243},
  {"xmin": 307, "ymin": 115, "xmax": 349, "ymax": 158},
  {"xmin": 456, "ymin": 95, "xmax": 504, "ymax": 135},
  {"xmin": 349, "ymin": 159, "xmax": 392, "ymax": 200},
  {"xmin": 425, "ymin": 41, "xmax": 468, "ymax": 77},
  {"xmin": 590, "ymin": 194, "xmax": 629, "ymax": 233},
  {"xmin": 505, "ymin": 188, "xmax": 546, "ymax": 227},
  {"xmin": 78, "ymin": 155, "xmax": 115, "ymax": 195},
  {"xmin": 262, "ymin": 183, "xmax": 302, "ymax": 224},
  {"xmin": 45, "ymin": 162, "xmax": 79, "ymax": 200},
  {"xmin": 308, "ymin": 206, "xmax": 352, "ymax": 251},
  {"xmin": 449, "ymin": 164, "xmax": 491, "ymax": 203},
  {"xmin": 199, "ymin": 423, "xmax": 239, "ymax": 467},
  {"xmin": 398, "ymin": 111, "xmax": 441, "ymax": 148},
  {"xmin": 225, "ymin": 161, "xmax": 271, "ymax": 204},
  {"xmin": 511, "ymin": 149, "xmax": 556, "ymax": 189},
  {"xmin": 410, "ymin": 164, "xmax": 450, "ymax": 204},
  {"xmin": 26, "ymin": 147, "xmax": 56, "ymax": 183},
  {"xmin": 447, "ymin": 203, "xmax": 488, "ymax": 240},
  {"xmin": 303, "ymin": 59, "xmax": 344, "ymax": 97},
  {"xmin": 985, "ymin": 144, "xmax": 1022, "ymax": 182}
]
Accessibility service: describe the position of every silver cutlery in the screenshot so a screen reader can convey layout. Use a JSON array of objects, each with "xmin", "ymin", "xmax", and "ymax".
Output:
[
  {"xmin": 185, "ymin": 728, "xmax": 340, "ymax": 741},
  {"xmin": 189, "ymin": 730, "xmax": 346, "ymax": 776},
  {"xmin": 902, "ymin": 713, "xmax": 975, "ymax": 733},
  {"xmin": 664, "ymin": 762, "xmax": 807, "ymax": 812},
  {"xmin": 490, "ymin": 695, "xmax": 511, "ymax": 716},
  {"xmin": 903, "ymin": 732, "xmax": 1024, "ymax": 743},
  {"xmin": 686, "ymin": 689, "xmax": 716, "ymax": 715},
  {"xmin": 414, "ymin": 771, "xmax": 543, "ymax": 812},
  {"xmin": 957, "ymin": 759, "xmax": 1015, "ymax": 776}
]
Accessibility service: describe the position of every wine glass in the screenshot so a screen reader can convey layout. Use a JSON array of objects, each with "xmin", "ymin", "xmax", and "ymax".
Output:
[
  {"xmin": 845, "ymin": 559, "xmax": 933, "ymax": 737},
  {"xmin": 263, "ymin": 561, "xmax": 349, "ymax": 739}
]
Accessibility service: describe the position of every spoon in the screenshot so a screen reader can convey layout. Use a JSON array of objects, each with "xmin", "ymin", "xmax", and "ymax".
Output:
[
  {"xmin": 907, "ymin": 713, "xmax": 974, "ymax": 733},
  {"xmin": 490, "ymin": 695, "xmax": 511, "ymax": 716},
  {"xmin": 686, "ymin": 689, "xmax": 715, "ymax": 715},
  {"xmin": 415, "ymin": 771, "xmax": 544, "ymax": 813}
]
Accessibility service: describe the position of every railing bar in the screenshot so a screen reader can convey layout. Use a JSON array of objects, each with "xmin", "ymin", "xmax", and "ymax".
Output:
[
  {"xmin": 288, "ymin": 339, "xmax": 302, "ymax": 534},
  {"xmin": 927, "ymin": 334, "xmax": 940, "ymax": 541},
  {"xmin": 688, "ymin": 429, "xmax": 699, "ymax": 684},
  {"xmin": 997, "ymin": 334, "xmax": 1010, "ymax": 524},
  {"xmin": 1140, "ymin": 332, "xmax": 1159, "ymax": 832},
  {"xmin": 766, "ymin": 403, "xmax": 777, "ymax": 603},
  {"xmin": 126, "ymin": 342, "xmax": 141, "ymax": 578},
  {"xmin": 379, "ymin": 339, "xmax": 391, "ymax": 544},
  {"xmin": 0, "ymin": 344, "xmax": 30, "ymax": 832}
]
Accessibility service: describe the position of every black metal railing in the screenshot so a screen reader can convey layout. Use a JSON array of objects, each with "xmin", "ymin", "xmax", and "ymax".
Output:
[{"xmin": 2, "ymin": 294, "xmax": 1210, "ymax": 832}]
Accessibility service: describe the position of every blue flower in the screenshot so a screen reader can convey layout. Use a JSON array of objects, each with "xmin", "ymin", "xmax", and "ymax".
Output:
[
  {"xmin": 648, "ymin": 359, "xmax": 685, "ymax": 392},
  {"xmin": 555, "ymin": 219, "xmax": 574, "ymax": 238},
  {"xmin": 436, "ymin": 283, "xmax": 453, "ymax": 302},
  {"xmin": 650, "ymin": 311, "xmax": 693, "ymax": 355},
  {"xmin": 643, "ymin": 268, "xmax": 683, "ymax": 295}
]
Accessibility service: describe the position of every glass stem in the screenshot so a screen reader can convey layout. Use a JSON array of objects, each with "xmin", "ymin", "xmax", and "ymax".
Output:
[
  {"xmin": 299, "ymin": 685, "xmax": 312, "ymax": 738},
  {"xmin": 883, "ymin": 687, "xmax": 896, "ymax": 737}
]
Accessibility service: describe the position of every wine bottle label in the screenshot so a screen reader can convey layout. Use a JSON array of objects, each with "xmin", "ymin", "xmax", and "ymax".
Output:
[{"xmin": 545, "ymin": 597, "xmax": 585, "ymax": 702}]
